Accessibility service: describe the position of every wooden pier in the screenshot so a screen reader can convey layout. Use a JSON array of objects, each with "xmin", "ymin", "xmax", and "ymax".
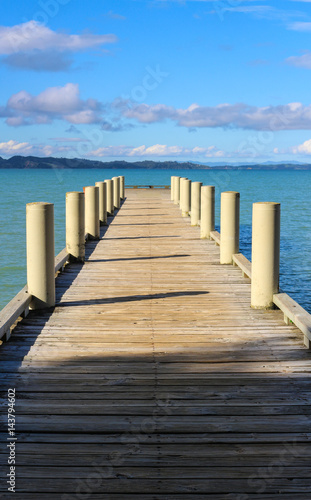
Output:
[{"xmin": 1, "ymin": 188, "xmax": 311, "ymax": 498}]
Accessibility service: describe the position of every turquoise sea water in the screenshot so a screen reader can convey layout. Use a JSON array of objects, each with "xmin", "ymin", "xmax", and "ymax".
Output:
[{"xmin": 0, "ymin": 168, "xmax": 310, "ymax": 313}]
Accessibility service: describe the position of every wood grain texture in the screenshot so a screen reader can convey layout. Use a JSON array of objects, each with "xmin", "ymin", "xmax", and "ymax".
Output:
[{"xmin": 0, "ymin": 188, "xmax": 310, "ymax": 497}]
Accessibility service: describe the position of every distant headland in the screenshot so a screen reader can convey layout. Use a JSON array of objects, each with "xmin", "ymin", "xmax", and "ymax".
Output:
[{"xmin": 1, "ymin": 156, "xmax": 311, "ymax": 170}]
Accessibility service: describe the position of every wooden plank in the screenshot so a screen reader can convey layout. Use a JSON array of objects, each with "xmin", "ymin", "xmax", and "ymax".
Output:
[
  {"xmin": 210, "ymin": 230, "xmax": 220, "ymax": 245},
  {"xmin": 7, "ymin": 495, "xmax": 311, "ymax": 500},
  {"xmin": 233, "ymin": 252, "xmax": 252, "ymax": 278},
  {"xmin": 54, "ymin": 247, "xmax": 70, "ymax": 274},
  {"xmin": 274, "ymin": 292, "xmax": 311, "ymax": 348},
  {"xmin": 1, "ymin": 477, "xmax": 311, "ymax": 494},
  {"xmin": 0, "ymin": 248, "xmax": 69, "ymax": 342},
  {"xmin": 0, "ymin": 286, "xmax": 31, "ymax": 341}
]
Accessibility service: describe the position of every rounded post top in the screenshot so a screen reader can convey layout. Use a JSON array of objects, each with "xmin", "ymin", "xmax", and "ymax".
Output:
[
  {"xmin": 253, "ymin": 202, "xmax": 280, "ymax": 214},
  {"xmin": 253, "ymin": 202, "xmax": 280, "ymax": 207},
  {"xmin": 66, "ymin": 191, "xmax": 84, "ymax": 196},
  {"xmin": 26, "ymin": 201, "xmax": 54, "ymax": 211},
  {"xmin": 26, "ymin": 202, "xmax": 53, "ymax": 208},
  {"xmin": 222, "ymin": 191, "xmax": 240, "ymax": 195}
]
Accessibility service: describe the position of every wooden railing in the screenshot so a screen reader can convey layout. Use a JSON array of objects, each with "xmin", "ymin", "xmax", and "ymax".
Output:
[
  {"xmin": 0, "ymin": 175, "xmax": 125, "ymax": 342},
  {"xmin": 172, "ymin": 175, "xmax": 311, "ymax": 349}
]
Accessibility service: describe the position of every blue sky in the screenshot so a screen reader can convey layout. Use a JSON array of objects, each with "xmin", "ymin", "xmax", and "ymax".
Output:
[{"xmin": 2, "ymin": 0, "xmax": 311, "ymax": 163}]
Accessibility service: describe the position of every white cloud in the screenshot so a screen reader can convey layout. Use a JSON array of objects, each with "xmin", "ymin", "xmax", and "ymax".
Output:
[
  {"xmin": 292, "ymin": 138, "xmax": 311, "ymax": 154},
  {"xmin": 106, "ymin": 11, "xmax": 126, "ymax": 20},
  {"xmin": 0, "ymin": 139, "xmax": 79, "ymax": 157},
  {"xmin": 288, "ymin": 21, "xmax": 311, "ymax": 31},
  {"xmin": 0, "ymin": 140, "xmax": 33, "ymax": 155},
  {"xmin": 0, "ymin": 21, "xmax": 117, "ymax": 54},
  {"xmin": 49, "ymin": 137, "xmax": 89, "ymax": 143},
  {"xmin": 4, "ymin": 83, "xmax": 102, "ymax": 126},
  {"xmin": 118, "ymin": 99, "xmax": 311, "ymax": 131},
  {"xmin": 286, "ymin": 51, "xmax": 311, "ymax": 68},
  {"xmin": 88, "ymin": 144, "xmax": 226, "ymax": 158},
  {"xmin": 0, "ymin": 21, "xmax": 117, "ymax": 71},
  {"xmin": 5, "ymin": 84, "xmax": 311, "ymax": 133}
]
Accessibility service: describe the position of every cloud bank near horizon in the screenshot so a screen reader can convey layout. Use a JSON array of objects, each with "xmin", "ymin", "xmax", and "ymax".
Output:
[{"xmin": 3, "ymin": 82, "xmax": 311, "ymax": 132}]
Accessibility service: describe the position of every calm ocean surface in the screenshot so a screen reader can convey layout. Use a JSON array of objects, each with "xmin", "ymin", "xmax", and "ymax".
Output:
[{"xmin": 0, "ymin": 168, "xmax": 310, "ymax": 313}]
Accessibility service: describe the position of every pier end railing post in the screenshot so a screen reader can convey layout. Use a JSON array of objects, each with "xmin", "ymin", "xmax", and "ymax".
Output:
[
  {"xmin": 66, "ymin": 192, "xmax": 85, "ymax": 262},
  {"xmin": 179, "ymin": 177, "xmax": 188, "ymax": 211},
  {"xmin": 84, "ymin": 186, "xmax": 100, "ymax": 240},
  {"xmin": 251, "ymin": 202, "xmax": 280, "ymax": 309},
  {"xmin": 105, "ymin": 179, "xmax": 114, "ymax": 216},
  {"xmin": 201, "ymin": 185, "xmax": 215, "ymax": 239},
  {"xmin": 112, "ymin": 176, "xmax": 121, "ymax": 210},
  {"xmin": 26, "ymin": 202, "xmax": 55, "ymax": 309},
  {"xmin": 95, "ymin": 181, "xmax": 107, "ymax": 226},
  {"xmin": 191, "ymin": 181, "xmax": 203, "ymax": 226},
  {"xmin": 173, "ymin": 176, "xmax": 180, "ymax": 205},
  {"xmin": 220, "ymin": 191, "xmax": 240, "ymax": 264},
  {"xmin": 182, "ymin": 179, "xmax": 191, "ymax": 217},
  {"xmin": 171, "ymin": 176, "xmax": 176, "ymax": 201},
  {"xmin": 119, "ymin": 176, "xmax": 125, "ymax": 200}
]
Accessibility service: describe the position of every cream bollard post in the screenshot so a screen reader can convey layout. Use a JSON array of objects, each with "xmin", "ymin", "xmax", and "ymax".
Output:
[
  {"xmin": 173, "ymin": 176, "xmax": 178, "ymax": 203},
  {"xmin": 95, "ymin": 181, "xmax": 107, "ymax": 225},
  {"xmin": 105, "ymin": 179, "xmax": 114, "ymax": 215},
  {"xmin": 179, "ymin": 177, "xmax": 187, "ymax": 211},
  {"xmin": 182, "ymin": 179, "xmax": 191, "ymax": 217},
  {"xmin": 220, "ymin": 191, "xmax": 240, "ymax": 264},
  {"xmin": 191, "ymin": 181, "xmax": 202, "ymax": 226},
  {"xmin": 112, "ymin": 176, "xmax": 120, "ymax": 210},
  {"xmin": 171, "ymin": 176, "xmax": 176, "ymax": 201},
  {"xmin": 200, "ymin": 186, "xmax": 215, "ymax": 239},
  {"xmin": 26, "ymin": 202, "xmax": 55, "ymax": 309},
  {"xmin": 251, "ymin": 202, "xmax": 280, "ymax": 309},
  {"xmin": 66, "ymin": 192, "xmax": 85, "ymax": 262},
  {"xmin": 119, "ymin": 176, "xmax": 125, "ymax": 200},
  {"xmin": 84, "ymin": 186, "xmax": 100, "ymax": 240},
  {"xmin": 173, "ymin": 177, "xmax": 180, "ymax": 205}
]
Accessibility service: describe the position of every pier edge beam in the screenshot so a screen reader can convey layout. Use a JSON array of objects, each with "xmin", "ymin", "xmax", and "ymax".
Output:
[
  {"xmin": 251, "ymin": 202, "xmax": 280, "ymax": 309},
  {"xmin": 220, "ymin": 191, "xmax": 240, "ymax": 264},
  {"xmin": 84, "ymin": 186, "xmax": 100, "ymax": 240},
  {"xmin": 95, "ymin": 181, "xmax": 107, "ymax": 225},
  {"xmin": 26, "ymin": 202, "xmax": 55, "ymax": 310},
  {"xmin": 201, "ymin": 185, "xmax": 215, "ymax": 239},
  {"xmin": 191, "ymin": 181, "xmax": 203, "ymax": 226},
  {"xmin": 66, "ymin": 191, "xmax": 85, "ymax": 262}
]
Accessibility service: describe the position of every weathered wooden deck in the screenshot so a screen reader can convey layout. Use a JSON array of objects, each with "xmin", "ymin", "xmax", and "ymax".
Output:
[{"xmin": 1, "ymin": 188, "xmax": 311, "ymax": 499}]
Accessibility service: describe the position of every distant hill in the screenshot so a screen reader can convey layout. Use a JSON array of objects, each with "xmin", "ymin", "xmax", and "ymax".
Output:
[
  {"xmin": 0, "ymin": 156, "xmax": 211, "ymax": 170},
  {"xmin": 0, "ymin": 156, "xmax": 311, "ymax": 170}
]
